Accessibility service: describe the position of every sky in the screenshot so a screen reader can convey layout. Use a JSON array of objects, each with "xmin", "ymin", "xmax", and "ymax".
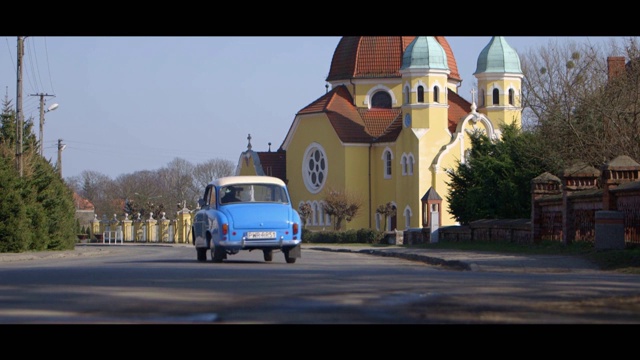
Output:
[{"xmin": 0, "ymin": 36, "xmax": 626, "ymax": 180}]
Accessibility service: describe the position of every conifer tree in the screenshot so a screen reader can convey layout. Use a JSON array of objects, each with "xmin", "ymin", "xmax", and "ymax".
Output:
[{"xmin": 446, "ymin": 124, "xmax": 548, "ymax": 224}]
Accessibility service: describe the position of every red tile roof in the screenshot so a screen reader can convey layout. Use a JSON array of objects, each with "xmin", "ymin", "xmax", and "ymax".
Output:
[
  {"xmin": 327, "ymin": 36, "xmax": 461, "ymax": 82},
  {"xmin": 434, "ymin": 36, "xmax": 461, "ymax": 81},
  {"xmin": 298, "ymin": 85, "xmax": 470, "ymax": 142},
  {"xmin": 257, "ymin": 150, "xmax": 287, "ymax": 182},
  {"xmin": 447, "ymin": 89, "xmax": 472, "ymax": 133},
  {"xmin": 298, "ymin": 85, "xmax": 402, "ymax": 143},
  {"xmin": 358, "ymin": 108, "xmax": 402, "ymax": 140},
  {"xmin": 73, "ymin": 192, "xmax": 95, "ymax": 211}
]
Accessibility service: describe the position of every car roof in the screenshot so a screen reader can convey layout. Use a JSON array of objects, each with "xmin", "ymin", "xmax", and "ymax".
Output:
[{"xmin": 210, "ymin": 176, "xmax": 286, "ymax": 188}]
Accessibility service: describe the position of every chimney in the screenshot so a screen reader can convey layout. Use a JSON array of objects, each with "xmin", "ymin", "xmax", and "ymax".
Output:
[{"xmin": 608, "ymin": 56, "xmax": 626, "ymax": 79}]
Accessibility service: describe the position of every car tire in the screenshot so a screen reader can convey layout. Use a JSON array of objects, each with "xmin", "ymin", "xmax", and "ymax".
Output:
[
  {"xmin": 212, "ymin": 246, "xmax": 225, "ymax": 263},
  {"xmin": 283, "ymin": 249, "xmax": 296, "ymax": 264},
  {"xmin": 263, "ymin": 249, "xmax": 273, "ymax": 262},
  {"xmin": 196, "ymin": 248, "xmax": 207, "ymax": 262}
]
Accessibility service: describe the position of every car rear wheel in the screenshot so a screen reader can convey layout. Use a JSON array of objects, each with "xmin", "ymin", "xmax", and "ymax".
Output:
[
  {"xmin": 283, "ymin": 249, "xmax": 296, "ymax": 264},
  {"xmin": 212, "ymin": 246, "xmax": 225, "ymax": 263},
  {"xmin": 196, "ymin": 248, "xmax": 207, "ymax": 262},
  {"xmin": 263, "ymin": 249, "xmax": 273, "ymax": 262}
]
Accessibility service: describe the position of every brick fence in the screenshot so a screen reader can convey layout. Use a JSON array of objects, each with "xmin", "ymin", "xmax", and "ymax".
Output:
[{"xmin": 411, "ymin": 155, "xmax": 640, "ymax": 248}]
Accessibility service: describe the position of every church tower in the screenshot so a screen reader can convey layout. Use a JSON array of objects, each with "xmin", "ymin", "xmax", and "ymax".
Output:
[
  {"xmin": 474, "ymin": 36, "xmax": 523, "ymax": 132},
  {"xmin": 400, "ymin": 36, "xmax": 450, "ymax": 130}
]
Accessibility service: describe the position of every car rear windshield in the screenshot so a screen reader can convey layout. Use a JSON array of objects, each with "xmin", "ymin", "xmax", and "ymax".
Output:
[{"xmin": 220, "ymin": 183, "xmax": 290, "ymax": 204}]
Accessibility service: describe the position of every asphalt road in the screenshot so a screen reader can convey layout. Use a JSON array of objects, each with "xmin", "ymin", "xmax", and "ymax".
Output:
[{"xmin": 1, "ymin": 243, "xmax": 639, "ymax": 324}]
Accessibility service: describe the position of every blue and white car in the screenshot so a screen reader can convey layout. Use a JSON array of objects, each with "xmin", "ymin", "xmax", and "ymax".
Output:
[{"xmin": 192, "ymin": 176, "xmax": 302, "ymax": 263}]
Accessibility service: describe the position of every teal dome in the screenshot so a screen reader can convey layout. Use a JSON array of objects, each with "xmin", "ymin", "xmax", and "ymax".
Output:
[
  {"xmin": 401, "ymin": 36, "xmax": 449, "ymax": 70},
  {"xmin": 474, "ymin": 36, "xmax": 522, "ymax": 74}
]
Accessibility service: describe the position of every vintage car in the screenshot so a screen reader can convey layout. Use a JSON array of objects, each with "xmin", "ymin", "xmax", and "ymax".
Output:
[{"xmin": 192, "ymin": 176, "xmax": 302, "ymax": 263}]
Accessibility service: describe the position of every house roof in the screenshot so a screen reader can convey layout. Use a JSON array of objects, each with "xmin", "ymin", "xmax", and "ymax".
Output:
[
  {"xmin": 257, "ymin": 150, "xmax": 287, "ymax": 181},
  {"xmin": 326, "ymin": 36, "xmax": 461, "ymax": 82},
  {"xmin": 296, "ymin": 83, "xmax": 470, "ymax": 144},
  {"xmin": 73, "ymin": 192, "xmax": 95, "ymax": 211},
  {"xmin": 297, "ymin": 85, "xmax": 403, "ymax": 143},
  {"xmin": 447, "ymin": 89, "xmax": 472, "ymax": 133}
]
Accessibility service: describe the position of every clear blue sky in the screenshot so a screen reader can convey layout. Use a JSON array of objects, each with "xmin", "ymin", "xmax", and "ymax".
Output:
[{"xmin": 0, "ymin": 36, "xmax": 623, "ymax": 180}]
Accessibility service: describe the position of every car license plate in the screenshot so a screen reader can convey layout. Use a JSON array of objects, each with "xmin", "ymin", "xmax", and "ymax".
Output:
[{"xmin": 247, "ymin": 231, "xmax": 276, "ymax": 239}]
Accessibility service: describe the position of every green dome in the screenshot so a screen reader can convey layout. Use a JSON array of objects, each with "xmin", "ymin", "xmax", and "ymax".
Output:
[
  {"xmin": 474, "ymin": 36, "xmax": 522, "ymax": 74},
  {"xmin": 401, "ymin": 36, "xmax": 449, "ymax": 70}
]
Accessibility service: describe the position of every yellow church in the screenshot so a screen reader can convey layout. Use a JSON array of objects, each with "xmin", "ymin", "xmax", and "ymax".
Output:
[{"xmin": 236, "ymin": 36, "xmax": 523, "ymax": 235}]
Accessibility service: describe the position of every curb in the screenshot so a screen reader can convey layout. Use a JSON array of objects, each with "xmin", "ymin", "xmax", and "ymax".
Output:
[{"xmin": 308, "ymin": 246, "xmax": 471, "ymax": 271}]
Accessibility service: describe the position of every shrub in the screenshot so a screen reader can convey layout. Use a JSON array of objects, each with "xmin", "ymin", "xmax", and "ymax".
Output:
[{"xmin": 302, "ymin": 228, "xmax": 386, "ymax": 244}]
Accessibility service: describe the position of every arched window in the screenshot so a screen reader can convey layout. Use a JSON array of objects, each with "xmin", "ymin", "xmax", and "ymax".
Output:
[
  {"xmin": 403, "ymin": 86, "xmax": 410, "ymax": 105},
  {"xmin": 408, "ymin": 154, "xmax": 414, "ymax": 175},
  {"xmin": 324, "ymin": 202, "xmax": 331, "ymax": 227},
  {"xmin": 404, "ymin": 207, "xmax": 411, "ymax": 229},
  {"xmin": 433, "ymin": 86, "xmax": 439, "ymax": 103},
  {"xmin": 401, "ymin": 155, "xmax": 407, "ymax": 175},
  {"xmin": 371, "ymin": 91, "xmax": 392, "ymax": 109},
  {"xmin": 508, "ymin": 88, "xmax": 515, "ymax": 105},
  {"xmin": 492, "ymin": 88, "xmax": 499, "ymax": 105},
  {"xmin": 480, "ymin": 89, "xmax": 485, "ymax": 107},
  {"xmin": 417, "ymin": 86, "xmax": 424, "ymax": 103},
  {"xmin": 383, "ymin": 150, "xmax": 392, "ymax": 178},
  {"xmin": 313, "ymin": 202, "xmax": 320, "ymax": 225}
]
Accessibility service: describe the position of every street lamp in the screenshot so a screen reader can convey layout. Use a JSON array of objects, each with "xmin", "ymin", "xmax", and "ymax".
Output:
[{"xmin": 39, "ymin": 102, "xmax": 59, "ymax": 156}]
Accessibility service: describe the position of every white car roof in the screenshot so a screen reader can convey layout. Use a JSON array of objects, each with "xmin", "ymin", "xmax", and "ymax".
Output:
[{"xmin": 210, "ymin": 176, "xmax": 286, "ymax": 188}]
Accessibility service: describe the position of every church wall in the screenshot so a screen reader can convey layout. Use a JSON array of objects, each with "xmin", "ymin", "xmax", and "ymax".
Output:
[
  {"xmin": 396, "ymin": 127, "xmax": 421, "ymax": 229},
  {"xmin": 285, "ymin": 114, "xmax": 346, "ymax": 229},
  {"xmin": 343, "ymin": 145, "xmax": 373, "ymax": 229},
  {"xmin": 369, "ymin": 143, "xmax": 398, "ymax": 230},
  {"xmin": 353, "ymin": 80, "xmax": 403, "ymax": 109},
  {"xmin": 236, "ymin": 152, "xmax": 258, "ymax": 176}
]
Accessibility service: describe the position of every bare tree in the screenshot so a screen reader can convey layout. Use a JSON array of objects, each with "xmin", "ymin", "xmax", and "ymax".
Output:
[
  {"xmin": 118, "ymin": 170, "xmax": 164, "ymax": 219},
  {"xmin": 66, "ymin": 157, "xmax": 235, "ymax": 220},
  {"xmin": 520, "ymin": 36, "xmax": 640, "ymax": 171},
  {"xmin": 298, "ymin": 203, "xmax": 312, "ymax": 228},
  {"xmin": 376, "ymin": 202, "xmax": 396, "ymax": 231},
  {"xmin": 322, "ymin": 188, "xmax": 362, "ymax": 231},
  {"xmin": 157, "ymin": 157, "xmax": 197, "ymax": 213},
  {"xmin": 67, "ymin": 170, "xmax": 118, "ymax": 219},
  {"xmin": 192, "ymin": 158, "xmax": 236, "ymax": 190}
]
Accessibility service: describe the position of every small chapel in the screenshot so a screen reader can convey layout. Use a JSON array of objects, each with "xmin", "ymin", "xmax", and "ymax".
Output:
[{"xmin": 235, "ymin": 36, "xmax": 523, "ymax": 234}]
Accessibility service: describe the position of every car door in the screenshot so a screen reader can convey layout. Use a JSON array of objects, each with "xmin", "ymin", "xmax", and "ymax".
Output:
[{"xmin": 193, "ymin": 185, "xmax": 215, "ymax": 243}]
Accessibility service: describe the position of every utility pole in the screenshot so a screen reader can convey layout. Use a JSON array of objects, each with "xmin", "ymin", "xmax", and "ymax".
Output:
[
  {"xmin": 15, "ymin": 36, "xmax": 25, "ymax": 177},
  {"xmin": 57, "ymin": 138, "xmax": 66, "ymax": 177},
  {"xmin": 31, "ymin": 93, "xmax": 56, "ymax": 156}
]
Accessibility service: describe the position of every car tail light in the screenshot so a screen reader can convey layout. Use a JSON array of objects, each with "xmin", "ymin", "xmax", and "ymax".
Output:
[
  {"xmin": 222, "ymin": 223, "xmax": 228, "ymax": 235},
  {"xmin": 293, "ymin": 222, "xmax": 299, "ymax": 235}
]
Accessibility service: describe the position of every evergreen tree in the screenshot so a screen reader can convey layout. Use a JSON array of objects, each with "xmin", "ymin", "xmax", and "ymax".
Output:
[
  {"xmin": 446, "ymin": 124, "xmax": 549, "ymax": 224},
  {"xmin": 0, "ymin": 93, "xmax": 76, "ymax": 253},
  {"xmin": 25, "ymin": 158, "xmax": 76, "ymax": 250},
  {"xmin": 0, "ymin": 153, "xmax": 30, "ymax": 252}
]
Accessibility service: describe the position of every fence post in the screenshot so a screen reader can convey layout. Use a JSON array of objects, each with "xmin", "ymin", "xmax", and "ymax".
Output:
[
  {"xmin": 159, "ymin": 212, "xmax": 171, "ymax": 243},
  {"xmin": 90, "ymin": 214, "xmax": 101, "ymax": 242},
  {"xmin": 121, "ymin": 213, "xmax": 133, "ymax": 242},
  {"xmin": 176, "ymin": 204, "xmax": 192, "ymax": 244},
  {"xmin": 146, "ymin": 213, "xmax": 158, "ymax": 242},
  {"xmin": 595, "ymin": 211, "xmax": 625, "ymax": 250},
  {"xmin": 133, "ymin": 213, "xmax": 144, "ymax": 242}
]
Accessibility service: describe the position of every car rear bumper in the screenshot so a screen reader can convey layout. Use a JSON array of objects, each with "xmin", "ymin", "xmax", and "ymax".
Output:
[{"xmin": 219, "ymin": 238, "xmax": 301, "ymax": 249}]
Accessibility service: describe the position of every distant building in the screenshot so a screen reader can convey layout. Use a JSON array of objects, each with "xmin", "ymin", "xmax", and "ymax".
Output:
[
  {"xmin": 73, "ymin": 192, "xmax": 95, "ymax": 227},
  {"xmin": 237, "ymin": 36, "xmax": 523, "ymax": 231}
]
